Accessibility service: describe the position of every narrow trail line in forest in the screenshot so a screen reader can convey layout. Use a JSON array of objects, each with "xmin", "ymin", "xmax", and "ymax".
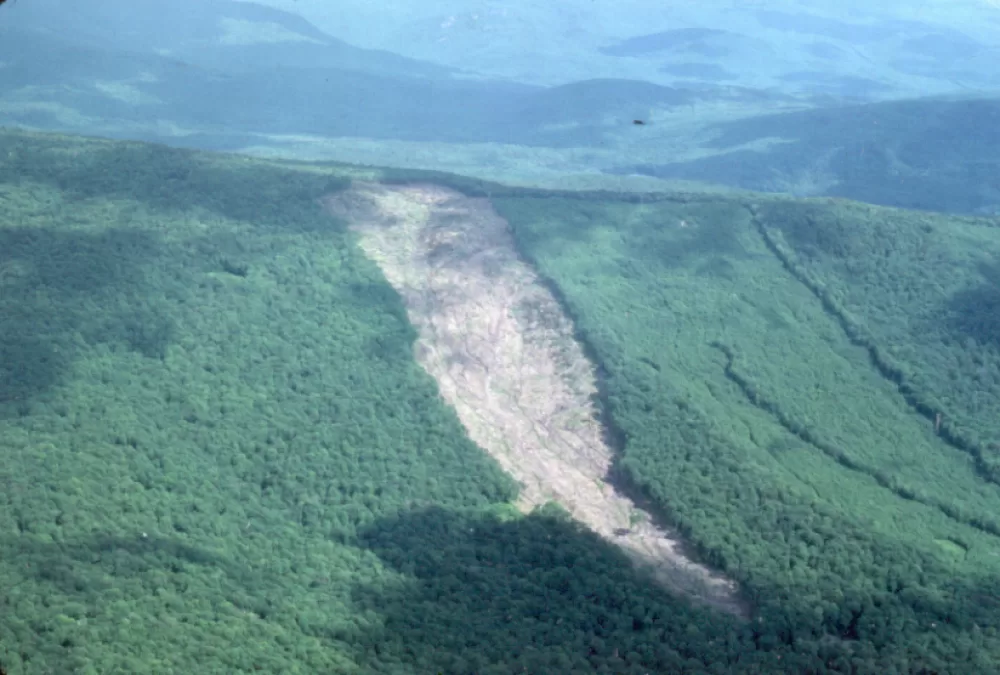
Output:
[{"xmin": 322, "ymin": 182, "xmax": 746, "ymax": 617}]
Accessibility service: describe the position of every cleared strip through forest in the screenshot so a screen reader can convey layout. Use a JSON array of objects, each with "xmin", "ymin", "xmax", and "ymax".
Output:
[{"xmin": 323, "ymin": 181, "xmax": 746, "ymax": 616}]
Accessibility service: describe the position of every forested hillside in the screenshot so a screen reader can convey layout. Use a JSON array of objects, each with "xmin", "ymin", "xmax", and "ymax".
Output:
[
  {"xmin": 2, "ymin": 128, "xmax": 1000, "ymax": 673},
  {"xmin": 0, "ymin": 131, "xmax": 762, "ymax": 674},
  {"xmin": 753, "ymin": 200, "xmax": 1000, "ymax": 484},
  {"xmin": 491, "ymin": 188, "xmax": 1000, "ymax": 672}
]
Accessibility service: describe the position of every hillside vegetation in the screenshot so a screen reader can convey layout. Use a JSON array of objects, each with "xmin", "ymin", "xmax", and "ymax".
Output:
[
  {"xmin": 0, "ymin": 131, "xmax": 755, "ymax": 674},
  {"xmin": 2, "ymin": 128, "xmax": 1000, "ymax": 673},
  {"xmin": 491, "ymin": 188, "xmax": 1000, "ymax": 672}
]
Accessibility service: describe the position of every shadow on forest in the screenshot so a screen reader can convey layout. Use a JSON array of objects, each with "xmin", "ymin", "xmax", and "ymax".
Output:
[
  {"xmin": 0, "ymin": 133, "xmax": 354, "ymax": 416},
  {"xmin": 0, "ymin": 531, "xmax": 228, "ymax": 601},
  {"xmin": 0, "ymin": 134, "xmax": 349, "ymax": 234},
  {"xmin": 351, "ymin": 506, "xmax": 1000, "ymax": 673},
  {"xmin": 2, "ymin": 503, "xmax": 999, "ymax": 672},
  {"xmin": 945, "ymin": 260, "xmax": 1000, "ymax": 348},
  {"xmin": 0, "ymin": 225, "xmax": 169, "ymax": 414},
  {"xmin": 351, "ymin": 505, "xmax": 750, "ymax": 674}
]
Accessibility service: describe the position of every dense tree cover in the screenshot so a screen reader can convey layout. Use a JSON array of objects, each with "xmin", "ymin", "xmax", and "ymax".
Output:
[
  {"xmin": 751, "ymin": 199, "xmax": 1000, "ymax": 484},
  {"xmin": 5, "ymin": 127, "xmax": 1000, "ymax": 673},
  {"xmin": 0, "ymin": 130, "xmax": 800, "ymax": 674},
  {"xmin": 0, "ymin": 131, "xmax": 523, "ymax": 672},
  {"xmin": 493, "ymin": 191, "xmax": 1000, "ymax": 672}
]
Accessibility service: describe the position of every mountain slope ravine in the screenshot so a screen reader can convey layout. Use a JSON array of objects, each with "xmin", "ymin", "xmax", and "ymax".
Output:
[{"xmin": 323, "ymin": 181, "xmax": 745, "ymax": 617}]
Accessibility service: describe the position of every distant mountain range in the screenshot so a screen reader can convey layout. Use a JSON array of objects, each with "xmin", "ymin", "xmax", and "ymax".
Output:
[
  {"xmin": 0, "ymin": 0, "xmax": 791, "ymax": 148},
  {"xmin": 1, "ymin": 0, "xmax": 999, "ymax": 217},
  {"xmin": 240, "ymin": 0, "xmax": 1000, "ymax": 97}
]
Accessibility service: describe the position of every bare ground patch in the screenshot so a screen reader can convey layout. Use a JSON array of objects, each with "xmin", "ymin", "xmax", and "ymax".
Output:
[{"xmin": 323, "ymin": 182, "xmax": 746, "ymax": 616}]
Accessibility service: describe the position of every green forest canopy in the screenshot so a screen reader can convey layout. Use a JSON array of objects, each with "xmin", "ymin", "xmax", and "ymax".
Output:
[{"xmin": 1, "ymin": 128, "xmax": 999, "ymax": 673}]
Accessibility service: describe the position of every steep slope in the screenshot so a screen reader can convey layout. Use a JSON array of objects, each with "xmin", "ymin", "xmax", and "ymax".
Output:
[{"xmin": 324, "ymin": 180, "xmax": 744, "ymax": 615}]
